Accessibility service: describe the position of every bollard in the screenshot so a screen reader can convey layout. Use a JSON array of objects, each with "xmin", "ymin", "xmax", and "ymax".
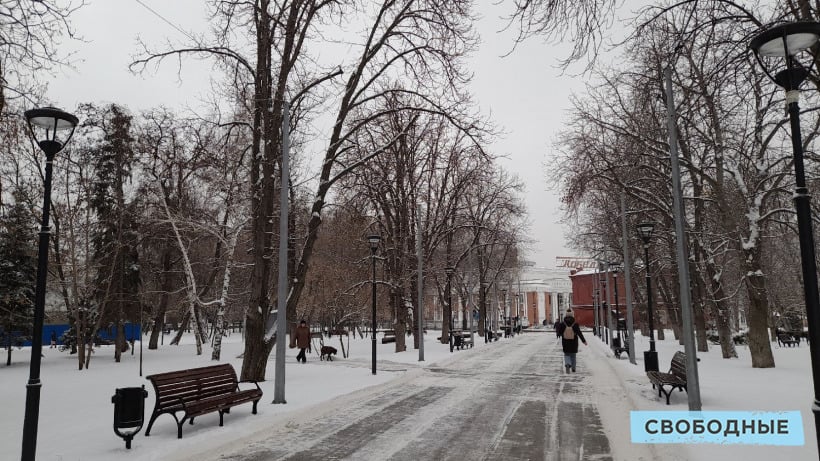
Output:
[{"xmin": 111, "ymin": 385, "xmax": 148, "ymax": 449}]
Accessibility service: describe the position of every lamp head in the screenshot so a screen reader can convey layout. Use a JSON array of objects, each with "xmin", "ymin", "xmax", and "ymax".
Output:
[
  {"xmin": 444, "ymin": 266, "xmax": 455, "ymax": 276},
  {"xmin": 749, "ymin": 22, "xmax": 820, "ymax": 91},
  {"xmin": 24, "ymin": 106, "xmax": 79, "ymax": 159},
  {"xmin": 637, "ymin": 222, "xmax": 655, "ymax": 245},
  {"xmin": 367, "ymin": 234, "xmax": 381, "ymax": 251}
]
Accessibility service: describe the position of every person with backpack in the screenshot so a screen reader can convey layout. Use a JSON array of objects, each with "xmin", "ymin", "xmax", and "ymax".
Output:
[{"xmin": 556, "ymin": 308, "xmax": 587, "ymax": 373}]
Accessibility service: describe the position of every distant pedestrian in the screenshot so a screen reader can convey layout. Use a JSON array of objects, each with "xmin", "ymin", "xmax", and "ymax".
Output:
[
  {"xmin": 553, "ymin": 319, "xmax": 562, "ymax": 338},
  {"xmin": 50, "ymin": 331, "xmax": 57, "ymax": 349},
  {"xmin": 556, "ymin": 309, "xmax": 587, "ymax": 373},
  {"xmin": 295, "ymin": 320, "xmax": 311, "ymax": 363}
]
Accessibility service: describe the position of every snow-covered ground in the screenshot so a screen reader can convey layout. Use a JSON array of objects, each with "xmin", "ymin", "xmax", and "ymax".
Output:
[
  {"xmin": 1, "ymin": 327, "xmax": 817, "ymax": 460},
  {"xmin": 587, "ymin": 329, "xmax": 819, "ymax": 460}
]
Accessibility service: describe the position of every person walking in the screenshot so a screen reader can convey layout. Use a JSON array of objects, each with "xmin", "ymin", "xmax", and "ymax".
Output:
[
  {"xmin": 295, "ymin": 320, "xmax": 311, "ymax": 363},
  {"xmin": 50, "ymin": 331, "xmax": 57, "ymax": 349},
  {"xmin": 556, "ymin": 308, "xmax": 587, "ymax": 373}
]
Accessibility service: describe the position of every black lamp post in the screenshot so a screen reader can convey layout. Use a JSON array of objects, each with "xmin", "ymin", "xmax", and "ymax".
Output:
[
  {"xmin": 501, "ymin": 288, "xmax": 508, "ymax": 338},
  {"xmin": 637, "ymin": 222, "xmax": 658, "ymax": 372},
  {"xmin": 611, "ymin": 262, "xmax": 622, "ymax": 350},
  {"xmin": 21, "ymin": 107, "xmax": 78, "ymax": 461},
  {"xmin": 482, "ymin": 282, "xmax": 490, "ymax": 343},
  {"xmin": 368, "ymin": 234, "xmax": 381, "ymax": 375},
  {"xmin": 445, "ymin": 266, "xmax": 455, "ymax": 352},
  {"xmin": 597, "ymin": 260, "xmax": 608, "ymax": 343},
  {"xmin": 462, "ymin": 284, "xmax": 469, "ymax": 331},
  {"xmin": 750, "ymin": 21, "xmax": 820, "ymax": 450},
  {"xmin": 516, "ymin": 293, "xmax": 522, "ymax": 335}
]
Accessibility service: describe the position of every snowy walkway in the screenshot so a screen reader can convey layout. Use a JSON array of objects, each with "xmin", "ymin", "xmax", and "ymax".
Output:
[
  {"xmin": 187, "ymin": 333, "xmax": 614, "ymax": 461},
  {"xmin": 9, "ymin": 327, "xmax": 812, "ymax": 460}
]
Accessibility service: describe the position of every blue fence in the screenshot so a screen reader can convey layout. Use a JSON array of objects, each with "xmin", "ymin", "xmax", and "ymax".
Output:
[{"xmin": 7, "ymin": 323, "xmax": 142, "ymax": 347}]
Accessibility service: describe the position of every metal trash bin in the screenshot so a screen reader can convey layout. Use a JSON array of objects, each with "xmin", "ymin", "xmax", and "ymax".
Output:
[
  {"xmin": 112, "ymin": 386, "xmax": 148, "ymax": 449},
  {"xmin": 644, "ymin": 350, "xmax": 659, "ymax": 372}
]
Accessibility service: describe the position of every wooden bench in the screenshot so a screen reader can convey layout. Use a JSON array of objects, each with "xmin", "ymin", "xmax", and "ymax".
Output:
[
  {"xmin": 145, "ymin": 363, "xmax": 263, "ymax": 439},
  {"xmin": 613, "ymin": 334, "xmax": 629, "ymax": 359},
  {"xmin": 646, "ymin": 351, "xmax": 688, "ymax": 405},
  {"xmin": 613, "ymin": 343, "xmax": 629, "ymax": 359},
  {"xmin": 381, "ymin": 330, "xmax": 396, "ymax": 344},
  {"xmin": 451, "ymin": 331, "xmax": 473, "ymax": 350},
  {"xmin": 485, "ymin": 330, "xmax": 502, "ymax": 341},
  {"xmin": 778, "ymin": 333, "xmax": 800, "ymax": 347}
]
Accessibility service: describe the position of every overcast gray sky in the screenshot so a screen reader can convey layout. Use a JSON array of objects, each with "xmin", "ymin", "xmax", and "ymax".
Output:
[{"xmin": 46, "ymin": 0, "xmax": 594, "ymax": 268}]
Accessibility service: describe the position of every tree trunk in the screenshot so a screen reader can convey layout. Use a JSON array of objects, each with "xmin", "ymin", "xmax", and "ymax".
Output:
[
  {"xmin": 410, "ymin": 279, "xmax": 420, "ymax": 349},
  {"xmin": 241, "ymin": 0, "xmax": 279, "ymax": 383},
  {"xmin": 657, "ymin": 275, "xmax": 677, "ymax": 342},
  {"xmin": 115, "ymin": 321, "xmax": 126, "ymax": 362},
  {"xmin": 170, "ymin": 312, "xmax": 189, "ymax": 346},
  {"xmin": 746, "ymin": 269, "xmax": 774, "ymax": 368},
  {"xmin": 441, "ymin": 289, "xmax": 451, "ymax": 345},
  {"xmin": 694, "ymin": 302, "xmax": 708, "ymax": 352},
  {"xmin": 241, "ymin": 313, "xmax": 276, "ymax": 382},
  {"xmin": 714, "ymin": 302, "xmax": 737, "ymax": 358},
  {"xmin": 694, "ymin": 236, "xmax": 736, "ymax": 358},
  {"xmin": 393, "ymin": 289, "xmax": 407, "ymax": 352}
]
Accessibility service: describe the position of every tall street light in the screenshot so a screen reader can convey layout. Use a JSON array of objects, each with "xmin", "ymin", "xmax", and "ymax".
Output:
[
  {"xmin": 445, "ymin": 266, "xmax": 455, "ymax": 352},
  {"xmin": 637, "ymin": 222, "xmax": 658, "ymax": 372},
  {"xmin": 750, "ymin": 21, "xmax": 820, "ymax": 450},
  {"xmin": 482, "ymin": 282, "xmax": 490, "ymax": 343},
  {"xmin": 501, "ymin": 288, "xmax": 508, "ymax": 338},
  {"xmin": 611, "ymin": 262, "xmax": 622, "ymax": 350},
  {"xmin": 592, "ymin": 264, "xmax": 599, "ymax": 337},
  {"xmin": 21, "ymin": 107, "xmax": 78, "ymax": 461},
  {"xmin": 463, "ymin": 283, "xmax": 470, "ymax": 331},
  {"xmin": 597, "ymin": 260, "xmax": 608, "ymax": 343},
  {"xmin": 368, "ymin": 234, "xmax": 381, "ymax": 375},
  {"xmin": 516, "ymin": 293, "xmax": 522, "ymax": 334}
]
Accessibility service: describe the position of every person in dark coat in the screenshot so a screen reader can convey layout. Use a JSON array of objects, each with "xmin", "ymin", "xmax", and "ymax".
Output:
[
  {"xmin": 50, "ymin": 331, "xmax": 57, "ymax": 349},
  {"xmin": 555, "ymin": 308, "xmax": 587, "ymax": 372},
  {"xmin": 295, "ymin": 320, "xmax": 311, "ymax": 363}
]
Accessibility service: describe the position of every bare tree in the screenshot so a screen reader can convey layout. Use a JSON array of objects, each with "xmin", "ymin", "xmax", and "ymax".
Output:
[
  {"xmin": 0, "ymin": 0, "xmax": 82, "ymax": 115},
  {"xmin": 506, "ymin": 0, "xmax": 618, "ymax": 69}
]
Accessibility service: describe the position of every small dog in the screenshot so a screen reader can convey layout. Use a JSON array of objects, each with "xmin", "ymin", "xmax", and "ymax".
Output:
[{"xmin": 320, "ymin": 345, "xmax": 338, "ymax": 361}]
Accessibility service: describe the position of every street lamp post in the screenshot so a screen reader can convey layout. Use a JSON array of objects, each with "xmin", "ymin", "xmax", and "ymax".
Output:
[
  {"xmin": 482, "ymin": 282, "xmax": 490, "ymax": 343},
  {"xmin": 21, "ymin": 107, "xmax": 78, "ymax": 461},
  {"xmin": 462, "ymin": 287, "xmax": 469, "ymax": 331},
  {"xmin": 592, "ymin": 265, "xmax": 599, "ymax": 337},
  {"xmin": 597, "ymin": 260, "xmax": 608, "ymax": 343},
  {"xmin": 445, "ymin": 267, "xmax": 455, "ymax": 352},
  {"xmin": 501, "ymin": 288, "xmax": 507, "ymax": 338},
  {"xmin": 637, "ymin": 222, "xmax": 658, "ymax": 372},
  {"xmin": 750, "ymin": 21, "xmax": 820, "ymax": 450},
  {"xmin": 368, "ymin": 235, "xmax": 381, "ymax": 375},
  {"xmin": 611, "ymin": 262, "xmax": 622, "ymax": 350},
  {"xmin": 514, "ymin": 274, "xmax": 521, "ymax": 334}
]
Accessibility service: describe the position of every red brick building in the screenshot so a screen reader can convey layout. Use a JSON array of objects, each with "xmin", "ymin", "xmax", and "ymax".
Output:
[{"xmin": 569, "ymin": 268, "xmax": 626, "ymax": 328}]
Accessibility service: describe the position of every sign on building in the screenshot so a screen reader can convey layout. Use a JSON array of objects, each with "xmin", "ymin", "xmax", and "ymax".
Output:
[{"xmin": 555, "ymin": 256, "xmax": 597, "ymax": 270}]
